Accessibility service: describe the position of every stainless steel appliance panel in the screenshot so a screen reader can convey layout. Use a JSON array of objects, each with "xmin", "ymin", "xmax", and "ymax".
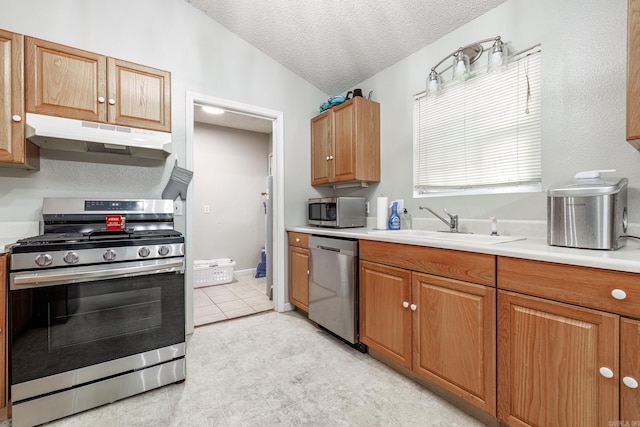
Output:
[
  {"xmin": 307, "ymin": 197, "xmax": 366, "ymax": 228},
  {"xmin": 12, "ymin": 356, "xmax": 185, "ymax": 427},
  {"xmin": 547, "ymin": 177, "xmax": 628, "ymax": 250},
  {"xmin": 308, "ymin": 236, "xmax": 358, "ymax": 344}
]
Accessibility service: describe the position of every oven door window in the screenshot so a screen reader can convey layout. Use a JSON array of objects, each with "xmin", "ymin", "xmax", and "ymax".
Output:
[{"xmin": 11, "ymin": 271, "xmax": 185, "ymax": 385}]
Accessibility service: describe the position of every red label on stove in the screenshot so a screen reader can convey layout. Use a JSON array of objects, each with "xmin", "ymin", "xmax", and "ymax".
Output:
[{"xmin": 105, "ymin": 215, "xmax": 126, "ymax": 230}]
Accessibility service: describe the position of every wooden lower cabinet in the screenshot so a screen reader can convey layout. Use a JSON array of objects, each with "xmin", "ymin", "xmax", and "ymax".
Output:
[
  {"xmin": 413, "ymin": 272, "xmax": 496, "ymax": 414},
  {"xmin": 621, "ymin": 317, "xmax": 640, "ymax": 424},
  {"xmin": 288, "ymin": 246, "xmax": 309, "ymax": 312},
  {"xmin": 359, "ymin": 261, "xmax": 412, "ymax": 367},
  {"xmin": 497, "ymin": 290, "xmax": 619, "ymax": 427},
  {"xmin": 359, "ymin": 259, "xmax": 496, "ymax": 415}
]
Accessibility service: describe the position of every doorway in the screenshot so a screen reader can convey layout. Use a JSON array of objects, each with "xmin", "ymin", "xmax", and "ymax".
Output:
[{"xmin": 185, "ymin": 92, "xmax": 285, "ymax": 334}]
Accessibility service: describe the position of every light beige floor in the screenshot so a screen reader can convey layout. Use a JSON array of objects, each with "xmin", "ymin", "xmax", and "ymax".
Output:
[
  {"xmin": 39, "ymin": 310, "xmax": 487, "ymax": 427},
  {"xmin": 194, "ymin": 270, "xmax": 273, "ymax": 327}
]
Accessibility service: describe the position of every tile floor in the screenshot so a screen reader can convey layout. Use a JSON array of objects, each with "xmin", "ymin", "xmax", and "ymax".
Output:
[
  {"xmin": 38, "ymin": 310, "xmax": 487, "ymax": 427},
  {"xmin": 194, "ymin": 270, "xmax": 273, "ymax": 327}
]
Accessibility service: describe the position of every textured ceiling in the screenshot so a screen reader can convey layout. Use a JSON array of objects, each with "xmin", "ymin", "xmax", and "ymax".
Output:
[{"xmin": 185, "ymin": 0, "xmax": 509, "ymax": 96}]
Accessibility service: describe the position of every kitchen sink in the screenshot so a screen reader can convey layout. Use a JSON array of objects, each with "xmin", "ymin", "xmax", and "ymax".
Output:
[{"xmin": 368, "ymin": 229, "xmax": 526, "ymax": 245}]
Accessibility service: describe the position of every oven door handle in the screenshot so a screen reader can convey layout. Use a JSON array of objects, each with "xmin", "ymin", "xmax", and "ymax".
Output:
[{"xmin": 10, "ymin": 259, "xmax": 185, "ymax": 289}]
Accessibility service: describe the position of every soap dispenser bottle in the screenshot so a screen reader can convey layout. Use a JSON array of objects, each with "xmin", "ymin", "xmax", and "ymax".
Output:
[
  {"xmin": 388, "ymin": 202, "xmax": 401, "ymax": 230},
  {"xmin": 400, "ymin": 208, "xmax": 412, "ymax": 230}
]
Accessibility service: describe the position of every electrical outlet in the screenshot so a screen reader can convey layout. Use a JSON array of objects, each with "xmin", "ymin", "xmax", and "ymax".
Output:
[
  {"xmin": 173, "ymin": 200, "xmax": 183, "ymax": 216},
  {"xmin": 204, "ymin": 204, "xmax": 210, "ymax": 214}
]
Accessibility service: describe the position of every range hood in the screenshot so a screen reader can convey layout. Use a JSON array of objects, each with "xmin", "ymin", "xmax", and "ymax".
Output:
[{"xmin": 26, "ymin": 113, "xmax": 172, "ymax": 160}]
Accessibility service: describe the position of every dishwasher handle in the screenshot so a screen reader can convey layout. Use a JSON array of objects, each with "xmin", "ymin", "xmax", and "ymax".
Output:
[{"xmin": 316, "ymin": 245, "xmax": 341, "ymax": 253}]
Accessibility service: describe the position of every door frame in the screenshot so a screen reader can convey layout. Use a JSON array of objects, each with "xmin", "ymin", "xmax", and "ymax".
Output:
[{"xmin": 185, "ymin": 91, "xmax": 287, "ymax": 333}]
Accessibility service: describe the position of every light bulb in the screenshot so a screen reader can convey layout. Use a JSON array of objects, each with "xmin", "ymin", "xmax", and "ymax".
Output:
[
  {"xmin": 426, "ymin": 69, "xmax": 440, "ymax": 94},
  {"xmin": 452, "ymin": 50, "xmax": 470, "ymax": 81},
  {"xmin": 487, "ymin": 37, "xmax": 508, "ymax": 73}
]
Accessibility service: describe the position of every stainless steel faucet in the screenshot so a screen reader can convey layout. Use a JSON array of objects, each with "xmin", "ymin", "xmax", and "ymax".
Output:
[{"xmin": 419, "ymin": 206, "xmax": 459, "ymax": 233}]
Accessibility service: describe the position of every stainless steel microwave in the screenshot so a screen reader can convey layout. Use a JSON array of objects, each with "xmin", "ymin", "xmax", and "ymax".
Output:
[{"xmin": 307, "ymin": 197, "xmax": 366, "ymax": 228}]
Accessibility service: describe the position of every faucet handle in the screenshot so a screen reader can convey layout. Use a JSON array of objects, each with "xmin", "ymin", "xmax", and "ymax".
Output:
[{"xmin": 443, "ymin": 208, "xmax": 457, "ymax": 220}]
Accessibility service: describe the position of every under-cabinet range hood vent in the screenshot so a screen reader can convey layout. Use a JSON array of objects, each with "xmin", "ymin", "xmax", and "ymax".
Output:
[{"xmin": 25, "ymin": 113, "xmax": 171, "ymax": 160}]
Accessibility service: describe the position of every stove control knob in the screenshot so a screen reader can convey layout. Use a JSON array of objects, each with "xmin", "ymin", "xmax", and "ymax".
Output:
[
  {"xmin": 35, "ymin": 253, "xmax": 53, "ymax": 267},
  {"xmin": 63, "ymin": 252, "xmax": 79, "ymax": 264},
  {"xmin": 138, "ymin": 247, "xmax": 151, "ymax": 258},
  {"xmin": 103, "ymin": 249, "xmax": 117, "ymax": 262},
  {"xmin": 158, "ymin": 245, "xmax": 170, "ymax": 256}
]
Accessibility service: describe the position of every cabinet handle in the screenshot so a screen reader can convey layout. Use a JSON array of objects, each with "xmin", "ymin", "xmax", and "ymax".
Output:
[
  {"xmin": 108, "ymin": 98, "xmax": 116, "ymax": 105},
  {"xmin": 410, "ymin": 304, "xmax": 417, "ymax": 311},
  {"xmin": 402, "ymin": 301, "xmax": 409, "ymax": 308},
  {"xmin": 623, "ymin": 376, "xmax": 639, "ymax": 389},
  {"xmin": 97, "ymin": 96, "xmax": 105, "ymax": 103},
  {"xmin": 11, "ymin": 115, "xmax": 21, "ymax": 122},
  {"xmin": 295, "ymin": 238, "xmax": 300, "ymax": 243},
  {"xmin": 599, "ymin": 367, "xmax": 614, "ymax": 378},
  {"xmin": 611, "ymin": 289, "xmax": 627, "ymax": 300},
  {"xmin": 326, "ymin": 156, "xmax": 330, "ymax": 161},
  {"xmin": 306, "ymin": 270, "xmax": 309, "ymax": 275},
  {"xmin": 329, "ymin": 155, "xmax": 334, "ymax": 160}
]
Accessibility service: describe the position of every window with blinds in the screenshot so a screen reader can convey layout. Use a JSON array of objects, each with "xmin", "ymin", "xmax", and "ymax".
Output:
[{"xmin": 414, "ymin": 48, "xmax": 542, "ymax": 197}]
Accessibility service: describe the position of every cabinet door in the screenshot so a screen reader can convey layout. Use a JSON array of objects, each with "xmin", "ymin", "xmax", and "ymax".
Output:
[
  {"xmin": 412, "ymin": 273, "xmax": 496, "ymax": 415},
  {"xmin": 628, "ymin": 0, "xmax": 640, "ymax": 143},
  {"xmin": 107, "ymin": 58, "xmax": 171, "ymax": 132},
  {"xmin": 359, "ymin": 261, "xmax": 412, "ymax": 368},
  {"xmin": 25, "ymin": 37, "xmax": 106, "ymax": 122},
  {"xmin": 498, "ymin": 291, "xmax": 618, "ymax": 427},
  {"xmin": 288, "ymin": 247, "xmax": 309, "ymax": 312},
  {"xmin": 332, "ymin": 100, "xmax": 357, "ymax": 182},
  {"xmin": 621, "ymin": 317, "xmax": 640, "ymax": 423},
  {"xmin": 311, "ymin": 111, "xmax": 332, "ymax": 185},
  {"xmin": 0, "ymin": 30, "xmax": 38, "ymax": 169}
]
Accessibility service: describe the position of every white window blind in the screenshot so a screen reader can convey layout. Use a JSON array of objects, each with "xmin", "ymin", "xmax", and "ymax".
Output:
[{"xmin": 414, "ymin": 49, "xmax": 542, "ymax": 196}]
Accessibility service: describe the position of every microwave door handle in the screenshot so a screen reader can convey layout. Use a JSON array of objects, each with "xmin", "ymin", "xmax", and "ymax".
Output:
[{"xmin": 11, "ymin": 259, "xmax": 184, "ymax": 290}]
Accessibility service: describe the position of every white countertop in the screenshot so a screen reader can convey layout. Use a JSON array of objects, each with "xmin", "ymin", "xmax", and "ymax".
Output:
[
  {"xmin": 0, "ymin": 221, "xmax": 39, "ymax": 253},
  {"xmin": 287, "ymin": 226, "xmax": 640, "ymax": 274}
]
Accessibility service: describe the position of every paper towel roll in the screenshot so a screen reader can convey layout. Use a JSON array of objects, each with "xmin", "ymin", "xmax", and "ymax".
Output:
[{"xmin": 376, "ymin": 197, "xmax": 389, "ymax": 230}]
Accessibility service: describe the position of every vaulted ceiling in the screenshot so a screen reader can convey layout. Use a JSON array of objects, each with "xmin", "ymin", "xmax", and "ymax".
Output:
[{"xmin": 185, "ymin": 0, "xmax": 509, "ymax": 96}]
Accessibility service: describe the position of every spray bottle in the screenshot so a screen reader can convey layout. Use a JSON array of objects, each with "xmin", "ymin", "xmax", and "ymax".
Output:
[{"xmin": 388, "ymin": 201, "xmax": 401, "ymax": 230}]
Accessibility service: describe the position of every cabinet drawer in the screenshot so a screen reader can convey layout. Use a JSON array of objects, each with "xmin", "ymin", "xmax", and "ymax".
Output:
[
  {"xmin": 288, "ymin": 232, "xmax": 309, "ymax": 248},
  {"xmin": 360, "ymin": 240, "xmax": 495, "ymax": 286},
  {"xmin": 498, "ymin": 256, "xmax": 640, "ymax": 318}
]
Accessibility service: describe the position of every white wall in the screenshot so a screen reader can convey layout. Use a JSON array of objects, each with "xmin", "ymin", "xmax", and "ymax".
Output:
[
  {"xmin": 353, "ymin": 0, "xmax": 640, "ymax": 225},
  {"xmin": 193, "ymin": 124, "xmax": 268, "ymax": 270},
  {"xmin": 0, "ymin": 0, "xmax": 325, "ymax": 228}
]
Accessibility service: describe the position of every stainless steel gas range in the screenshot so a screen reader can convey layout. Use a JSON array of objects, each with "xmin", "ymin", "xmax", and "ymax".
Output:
[{"xmin": 8, "ymin": 198, "xmax": 186, "ymax": 427}]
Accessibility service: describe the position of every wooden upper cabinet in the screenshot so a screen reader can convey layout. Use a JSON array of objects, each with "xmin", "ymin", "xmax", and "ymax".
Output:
[
  {"xmin": 628, "ymin": 0, "xmax": 640, "ymax": 144},
  {"xmin": 497, "ymin": 290, "xmax": 619, "ymax": 427},
  {"xmin": 25, "ymin": 37, "xmax": 106, "ymax": 122},
  {"xmin": 0, "ymin": 30, "xmax": 39, "ymax": 169},
  {"xmin": 310, "ymin": 110, "xmax": 332, "ymax": 185},
  {"xmin": 310, "ymin": 97, "xmax": 379, "ymax": 186},
  {"xmin": 107, "ymin": 58, "xmax": 171, "ymax": 132},
  {"xmin": 25, "ymin": 37, "xmax": 170, "ymax": 132}
]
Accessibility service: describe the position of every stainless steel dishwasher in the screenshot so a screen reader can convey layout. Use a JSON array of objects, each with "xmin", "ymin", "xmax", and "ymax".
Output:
[{"xmin": 308, "ymin": 235, "xmax": 365, "ymax": 351}]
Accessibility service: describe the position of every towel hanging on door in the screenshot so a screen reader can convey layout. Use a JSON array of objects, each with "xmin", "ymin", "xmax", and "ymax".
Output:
[{"xmin": 162, "ymin": 160, "xmax": 193, "ymax": 200}]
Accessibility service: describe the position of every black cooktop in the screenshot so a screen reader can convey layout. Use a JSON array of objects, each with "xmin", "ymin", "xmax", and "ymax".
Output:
[{"xmin": 15, "ymin": 229, "xmax": 183, "ymax": 246}]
